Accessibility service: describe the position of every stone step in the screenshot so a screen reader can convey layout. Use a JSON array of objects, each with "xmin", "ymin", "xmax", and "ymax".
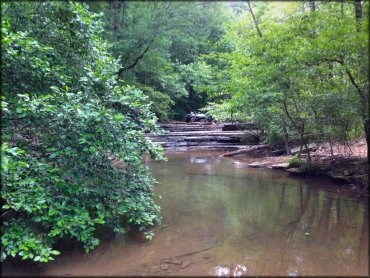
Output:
[
  {"xmin": 158, "ymin": 141, "xmax": 245, "ymax": 150},
  {"xmin": 160, "ymin": 128, "xmax": 220, "ymax": 133},
  {"xmin": 160, "ymin": 127, "xmax": 221, "ymax": 132},
  {"xmin": 149, "ymin": 131, "xmax": 245, "ymax": 137},
  {"xmin": 151, "ymin": 135, "xmax": 242, "ymax": 143}
]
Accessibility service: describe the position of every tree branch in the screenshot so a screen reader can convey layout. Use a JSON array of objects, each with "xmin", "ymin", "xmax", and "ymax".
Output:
[
  {"xmin": 345, "ymin": 67, "xmax": 366, "ymax": 103},
  {"xmin": 117, "ymin": 36, "xmax": 155, "ymax": 76},
  {"xmin": 117, "ymin": 7, "xmax": 164, "ymax": 76}
]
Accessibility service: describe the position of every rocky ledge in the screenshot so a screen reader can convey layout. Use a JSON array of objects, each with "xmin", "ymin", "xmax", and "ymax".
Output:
[{"xmin": 148, "ymin": 122, "xmax": 259, "ymax": 150}]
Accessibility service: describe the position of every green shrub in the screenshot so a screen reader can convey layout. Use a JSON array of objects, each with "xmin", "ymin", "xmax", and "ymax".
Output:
[{"xmin": 287, "ymin": 155, "xmax": 308, "ymax": 169}]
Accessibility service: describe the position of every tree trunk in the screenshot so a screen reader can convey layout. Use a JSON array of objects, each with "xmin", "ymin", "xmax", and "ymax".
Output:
[
  {"xmin": 297, "ymin": 124, "xmax": 305, "ymax": 158},
  {"xmin": 281, "ymin": 114, "xmax": 290, "ymax": 155},
  {"xmin": 353, "ymin": 0, "xmax": 368, "ymax": 163},
  {"xmin": 329, "ymin": 137, "xmax": 335, "ymax": 164},
  {"xmin": 246, "ymin": 0, "xmax": 262, "ymax": 38},
  {"xmin": 354, "ymin": 0, "xmax": 362, "ymax": 31},
  {"xmin": 304, "ymin": 141, "xmax": 312, "ymax": 167},
  {"xmin": 308, "ymin": 1, "xmax": 315, "ymax": 12},
  {"xmin": 329, "ymin": 62, "xmax": 334, "ymax": 79},
  {"xmin": 113, "ymin": 1, "xmax": 122, "ymax": 32},
  {"xmin": 365, "ymin": 120, "xmax": 370, "ymax": 164}
]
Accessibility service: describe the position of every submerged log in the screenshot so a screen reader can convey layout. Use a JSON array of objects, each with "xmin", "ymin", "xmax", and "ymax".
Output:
[{"xmin": 219, "ymin": 144, "xmax": 269, "ymax": 157}]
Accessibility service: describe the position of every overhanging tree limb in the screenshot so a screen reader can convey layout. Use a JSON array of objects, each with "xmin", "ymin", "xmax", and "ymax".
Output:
[
  {"xmin": 117, "ymin": 6, "xmax": 164, "ymax": 76},
  {"xmin": 117, "ymin": 37, "xmax": 155, "ymax": 76}
]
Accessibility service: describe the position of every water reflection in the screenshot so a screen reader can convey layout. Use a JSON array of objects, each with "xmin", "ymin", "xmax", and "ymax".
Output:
[
  {"xmin": 213, "ymin": 264, "xmax": 248, "ymax": 277},
  {"xmin": 150, "ymin": 151, "xmax": 368, "ymax": 276},
  {"xmin": 2, "ymin": 151, "xmax": 368, "ymax": 277}
]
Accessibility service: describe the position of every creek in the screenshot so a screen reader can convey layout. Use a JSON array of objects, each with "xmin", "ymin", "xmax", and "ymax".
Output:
[{"xmin": 2, "ymin": 150, "xmax": 368, "ymax": 276}]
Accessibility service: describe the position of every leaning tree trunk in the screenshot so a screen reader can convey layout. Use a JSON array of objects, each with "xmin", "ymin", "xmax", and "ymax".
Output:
[{"xmin": 246, "ymin": 0, "xmax": 263, "ymax": 38}]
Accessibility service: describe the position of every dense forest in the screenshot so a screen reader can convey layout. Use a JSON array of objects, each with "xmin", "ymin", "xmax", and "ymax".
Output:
[{"xmin": 1, "ymin": 1, "xmax": 368, "ymax": 263}]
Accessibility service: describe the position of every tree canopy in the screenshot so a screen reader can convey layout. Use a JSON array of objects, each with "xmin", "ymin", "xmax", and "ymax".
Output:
[
  {"xmin": 203, "ymin": 1, "xmax": 369, "ymax": 158},
  {"xmin": 89, "ymin": 1, "xmax": 232, "ymax": 120}
]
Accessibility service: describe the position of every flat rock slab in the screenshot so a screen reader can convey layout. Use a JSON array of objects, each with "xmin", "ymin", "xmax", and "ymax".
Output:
[
  {"xmin": 328, "ymin": 172, "xmax": 351, "ymax": 183},
  {"xmin": 271, "ymin": 163, "xmax": 289, "ymax": 169},
  {"xmin": 290, "ymin": 143, "xmax": 318, "ymax": 155},
  {"xmin": 248, "ymin": 162, "xmax": 265, "ymax": 168},
  {"xmin": 180, "ymin": 260, "xmax": 192, "ymax": 269},
  {"xmin": 160, "ymin": 264, "xmax": 169, "ymax": 271},
  {"xmin": 222, "ymin": 123, "xmax": 256, "ymax": 131},
  {"xmin": 170, "ymin": 259, "xmax": 182, "ymax": 265}
]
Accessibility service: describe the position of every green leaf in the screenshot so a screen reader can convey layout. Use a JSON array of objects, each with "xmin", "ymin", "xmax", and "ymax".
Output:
[{"xmin": 50, "ymin": 152, "xmax": 59, "ymax": 158}]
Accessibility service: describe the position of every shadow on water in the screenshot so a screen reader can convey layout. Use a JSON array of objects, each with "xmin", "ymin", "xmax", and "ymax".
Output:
[{"xmin": 2, "ymin": 150, "xmax": 368, "ymax": 276}]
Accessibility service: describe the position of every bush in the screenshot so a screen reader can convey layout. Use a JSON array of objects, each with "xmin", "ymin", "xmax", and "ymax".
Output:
[
  {"xmin": 262, "ymin": 124, "xmax": 285, "ymax": 148},
  {"xmin": 1, "ymin": 2, "xmax": 163, "ymax": 262}
]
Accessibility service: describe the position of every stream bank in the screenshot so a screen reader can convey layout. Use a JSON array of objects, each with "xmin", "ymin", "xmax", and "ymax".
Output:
[
  {"xmin": 220, "ymin": 139, "xmax": 368, "ymax": 196},
  {"xmin": 149, "ymin": 122, "xmax": 368, "ymax": 195}
]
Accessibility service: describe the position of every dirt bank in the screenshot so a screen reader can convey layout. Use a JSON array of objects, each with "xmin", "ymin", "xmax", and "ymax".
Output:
[{"xmin": 221, "ymin": 139, "xmax": 369, "ymax": 196}]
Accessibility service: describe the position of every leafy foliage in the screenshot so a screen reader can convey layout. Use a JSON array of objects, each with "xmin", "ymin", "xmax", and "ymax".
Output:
[
  {"xmin": 93, "ymin": 1, "xmax": 232, "ymax": 119},
  {"xmin": 206, "ymin": 1, "xmax": 368, "ymax": 157},
  {"xmin": 1, "ymin": 2, "xmax": 163, "ymax": 262}
]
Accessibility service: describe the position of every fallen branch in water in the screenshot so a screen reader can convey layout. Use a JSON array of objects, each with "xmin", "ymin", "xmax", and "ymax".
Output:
[
  {"xmin": 173, "ymin": 231, "xmax": 260, "ymax": 259},
  {"xmin": 219, "ymin": 144, "xmax": 269, "ymax": 157},
  {"xmin": 174, "ymin": 243, "xmax": 220, "ymax": 259}
]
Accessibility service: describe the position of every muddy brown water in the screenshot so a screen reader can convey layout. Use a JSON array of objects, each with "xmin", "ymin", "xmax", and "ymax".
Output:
[{"xmin": 2, "ymin": 151, "xmax": 368, "ymax": 276}]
